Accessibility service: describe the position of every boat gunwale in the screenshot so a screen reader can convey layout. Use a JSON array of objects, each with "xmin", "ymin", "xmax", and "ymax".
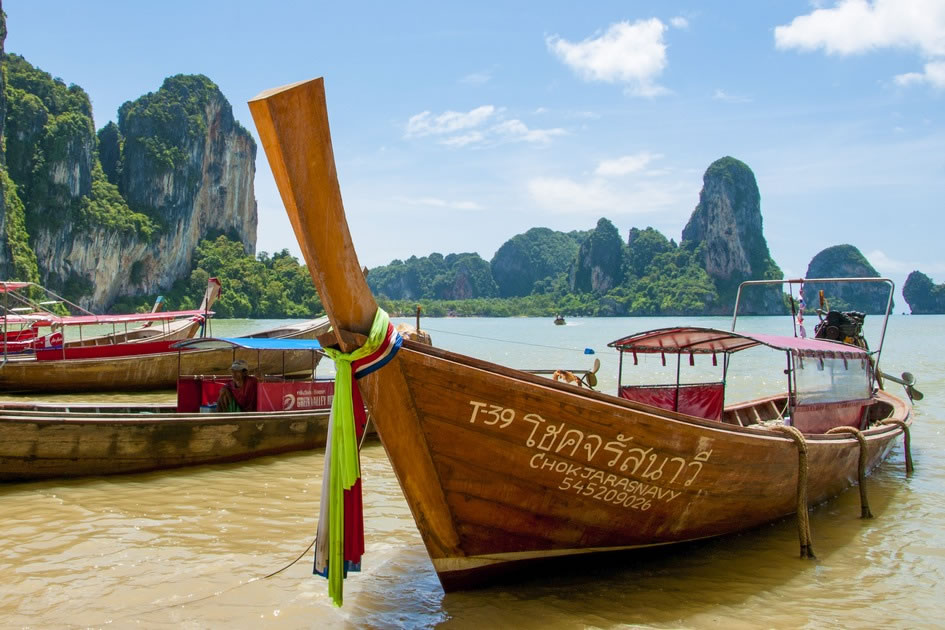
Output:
[
  {"xmin": 399, "ymin": 339, "xmax": 910, "ymax": 443},
  {"xmin": 0, "ymin": 408, "xmax": 331, "ymax": 424}
]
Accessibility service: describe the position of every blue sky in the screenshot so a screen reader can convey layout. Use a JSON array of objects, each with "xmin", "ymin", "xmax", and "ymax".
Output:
[{"xmin": 5, "ymin": 1, "xmax": 944, "ymax": 295}]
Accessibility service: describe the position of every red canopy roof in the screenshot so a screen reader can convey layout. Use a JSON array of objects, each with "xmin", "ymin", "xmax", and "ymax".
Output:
[
  {"xmin": 608, "ymin": 327, "xmax": 868, "ymax": 359},
  {"xmin": 4, "ymin": 310, "xmax": 210, "ymax": 326},
  {"xmin": 0, "ymin": 281, "xmax": 33, "ymax": 293}
]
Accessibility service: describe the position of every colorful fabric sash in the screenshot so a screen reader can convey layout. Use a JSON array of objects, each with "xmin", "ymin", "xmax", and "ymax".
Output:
[{"xmin": 314, "ymin": 309, "xmax": 401, "ymax": 606}]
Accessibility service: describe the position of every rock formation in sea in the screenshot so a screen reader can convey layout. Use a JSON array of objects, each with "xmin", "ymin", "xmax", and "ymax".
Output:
[
  {"xmin": 681, "ymin": 156, "xmax": 783, "ymax": 314},
  {"xmin": 0, "ymin": 53, "xmax": 256, "ymax": 310},
  {"xmin": 902, "ymin": 271, "xmax": 945, "ymax": 314},
  {"xmin": 802, "ymin": 245, "xmax": 891, "ymax": 314},
  {"xmin": 569, "ymin": 218, "xmax": 625, "ymax": 294},
  {"xmin": 490, "ymin": 227, "xmax": 583, "ymax": 297},
  {"xmin": 367, "ymin": 252, "xmax": 497, "ymax": 300}
]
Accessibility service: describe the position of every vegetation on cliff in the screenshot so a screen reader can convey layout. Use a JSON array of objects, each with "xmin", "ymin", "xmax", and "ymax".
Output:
[
  {"xmin": 490, "ymin": 227, "xmax": 585, "ymax": 297},
  {"xmin": 803, "ymin": 244, "xmax": 891, "ymax": 314},
  {"xmin": 902, "ymin": 271, "xmax": 945, "ymax": 314},
  {"xmin": 111, "ymin": 235, "xmax": 322, "ymax": 318},
  {"xmin": 2, "ymin": 53, "xmax": 156, "ymax": 244},
  {"xmin": 368, "ymin": 219, "xmax": 719, "ymax": 317},
  {"xmin": 0, "ymin": 169, "xmax": 39, "ymax": 282}
]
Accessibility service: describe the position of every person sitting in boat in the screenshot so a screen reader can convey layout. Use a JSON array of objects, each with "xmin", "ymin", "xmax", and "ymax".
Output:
[{"xmin": 217, "ymin": 359, "xmax": 258, "ymax": 412}]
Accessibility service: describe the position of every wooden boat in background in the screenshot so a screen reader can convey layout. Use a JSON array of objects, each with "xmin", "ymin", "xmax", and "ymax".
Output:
[
  {"xmin": 0, "ymin": 338, "xmax": 339, "ymax": 481},
  {"xmin": 249, "ymin": 78, "xmax": 913, "ymax": 592},
  {"xmin": 1, "ymin": 278, "xmax": 221, "ymax": 351},
  {"xmin": 0, "ymin": 317, "xmax": 332, "ymax": 393}
]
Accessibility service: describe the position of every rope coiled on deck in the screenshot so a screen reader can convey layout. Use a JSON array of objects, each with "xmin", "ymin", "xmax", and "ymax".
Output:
[
  {"xmin": 826, "ymin": 426, "xmax": 873, "ymax": 519},
  {"xmin": 772, "ymin": 425, "xmax": 816, "ymax": 559}
]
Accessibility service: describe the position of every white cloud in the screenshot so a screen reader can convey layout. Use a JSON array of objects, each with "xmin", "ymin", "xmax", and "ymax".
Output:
[
  {"xmin": 712, "ymin": 88, "xmax": 753, "ymax": 103},
  {"xmin": 595, "ymin": 152, "xmax": 662, "ymax": 176},
  {"xmin": 440, "ymin": 131, "xmax": 485, "ymax": 147},
  {"xmin": 459, "ymin": 71, "xmax": 491, "ymax": 86},
  {"xmin": 866, "ymin": 250, "xmax": 945, "ymax": 274},
  {"xmin": 895, "ymin": 60, "xmax": 945, "ymax": 87},
  {"xmin": 405, "ymin": 107, "xmax": 564, "ymax": 147},
  {"xmin": 774, "ymin": 0, "xmax": 945, "ymax": 56},
  {"xmin": 493, "ymin": 119, "xmax": 567, "ymax": 143},
  {"xmin": 527, "ymin": 168, "xmax": 691, "ymax": 216},
  {"xmin": 405, "ymin": 105, "xmax": 496, "ymax": 138},
  {"xmin": 394, "ymin": 196, "xmax": 482, "ymax": 211},
  {"xmin": 546, "ymin": 19, "xmax": 670, "ymax": 97},
  {"xmin": 527, "ymin": 177, "xmax": 620, "ymax": 213},
  {"xmin": 670, "ymin": 16, "xmax": 689, "ymax": 29}
]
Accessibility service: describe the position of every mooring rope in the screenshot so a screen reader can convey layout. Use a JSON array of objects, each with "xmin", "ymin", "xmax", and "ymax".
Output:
[
  {"xmin": 879, "ymin": 419, "xmax": 914, "ymax": 475},
  {"xmin": 420, "ymin": 326, "xmax": 591, "ymax": 353},
  {"xmin": 772, "ymin": 425, "xmax": 816, "ymax": 559},
  {"xmin": 826, "ymin": 426, "xmax": 873, "ymax": 519},
  {"xmin": 119, "ymin": 426, "xmax": 381, "ymax": 621}
]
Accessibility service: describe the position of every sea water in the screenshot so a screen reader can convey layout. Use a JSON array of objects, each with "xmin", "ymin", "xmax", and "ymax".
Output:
[{"xmin": 0, "ymin": 315, "xmax": 941, "ymax": 628}]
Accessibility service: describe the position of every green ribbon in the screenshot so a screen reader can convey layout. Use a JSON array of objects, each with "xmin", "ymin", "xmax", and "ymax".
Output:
[{"xmin": 320, "ymin": 308, "xmax": 391, "ymax": 606}]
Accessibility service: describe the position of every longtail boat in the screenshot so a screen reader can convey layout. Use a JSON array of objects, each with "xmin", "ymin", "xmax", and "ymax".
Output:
[
  {"xmin": 0, "ymin": 338, "xmax": 343, "ymax": 481},
  {"xmin": 0, "ymin": 317, "xmax": 332, "ymax": 393},
  {"xmin": 0, "ymin": 278, "xmax": 220, "ymax": 352},
  {"xmin": 248, "ymin": 78, "xmax": 913, "ymax": 592}
]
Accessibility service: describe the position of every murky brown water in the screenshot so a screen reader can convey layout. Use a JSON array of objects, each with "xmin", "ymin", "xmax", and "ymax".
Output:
[{"xmin": 1, "ymin": 316, "xmax": 941, "ymax": 628}]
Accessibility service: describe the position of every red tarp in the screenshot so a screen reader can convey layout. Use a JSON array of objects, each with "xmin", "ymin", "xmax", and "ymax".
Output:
[
  {"xmin": 35, "ymin": 339, "xmax": 181, "ymax": 361},
  {"xmin": 619, "ymin": 382, "xmax": 725, "ymax": 420},
  {"xmin": 792, "ymin": 399, "xmax": 871, "ymax": 433},
  {"xmin": 177, "ymin": 377, "xmax": 334, "ymax": 413},
  {"xmin": 18, "ymin": 310, "xmax": 208, "ymax": 327}
]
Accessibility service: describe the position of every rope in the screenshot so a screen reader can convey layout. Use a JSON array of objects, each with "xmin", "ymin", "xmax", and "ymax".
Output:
[
  {"xmin": 826, "ymin": 426, "xmax": 873, "ymax": 519},
  {"xmin": 420, "ymin": 326, "xmax": 591, "ymax": 353},
  {"xmin": 772, "ymin": 425, "xmax": 816, "ymax": 559},
  {"xmin": 879, "ymin": 419, "xmax": 914, "ymax": 475}
]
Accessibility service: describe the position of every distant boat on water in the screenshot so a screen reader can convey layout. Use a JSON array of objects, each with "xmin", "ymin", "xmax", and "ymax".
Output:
[{"xmin": 553, "ymin": 314, "xmax": 566, "ymax": 325}]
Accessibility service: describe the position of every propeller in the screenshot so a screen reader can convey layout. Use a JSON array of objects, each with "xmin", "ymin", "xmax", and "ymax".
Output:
[
  {"xmin": 878, "ymin": 369, "xmax": 924, "ymax": 402},
  {"xmin": 581, "ymin": 357, "xmax": 602, "ymax": 389}
]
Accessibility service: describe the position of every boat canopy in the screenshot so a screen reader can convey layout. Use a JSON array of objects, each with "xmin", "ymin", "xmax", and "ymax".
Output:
[
  {"xmin": 10, "ymin": 310, "xmax": 213, "ymax": 327},
  {"xmin": 0, "ymin": 281, "xmax": 33, "ymax": 293},
  {"xmin": 172, "ymin": 337, "xmax": 323, "ymax": 351},
  {"xmin": 608, "ymin": 327, "xmax": 868, "ymax": 360}
]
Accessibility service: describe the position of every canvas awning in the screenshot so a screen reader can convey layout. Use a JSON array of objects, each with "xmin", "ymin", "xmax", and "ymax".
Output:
[
  {"xmin": 14, "ymin": 310, "xmax": 213, "ymax": 326},
  {"xmin": 608, "ymin": 327, "xmax": 868, "ymax": 359},
  {"xmin": 172, "ymin": 337, "xmax": 323, "ymax": 352}
]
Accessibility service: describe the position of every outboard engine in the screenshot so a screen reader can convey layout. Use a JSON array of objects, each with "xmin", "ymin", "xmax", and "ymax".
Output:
[{"xmin": 815, "ymin": 310, "xmax": 866, "ymax": 346}]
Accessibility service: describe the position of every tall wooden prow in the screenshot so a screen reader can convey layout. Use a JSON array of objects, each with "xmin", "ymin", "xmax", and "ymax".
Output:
[
  {"xmin": 248, "ymin": 78, "xmax": 464, "ymax": 567},
  {"xmin": 248, "ymin": 79, "xmax": 376, "ymax": 352}
]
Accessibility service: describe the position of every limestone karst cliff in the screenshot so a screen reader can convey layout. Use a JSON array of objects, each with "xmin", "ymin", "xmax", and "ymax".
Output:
[
  {"xmin": 903, "ymin": 271, "xmax": 945, "ymax": 314},
  {"xmin": 569, "ymin": 218, "xmax": 625, "ymax": 294},
  {"xmin": 681, "ymin": 156, "xmax": 783, "ymax": 314},
  {"xmin": 802, "ymin": 245, "xmax": 890, "ymax": 314},
  {"xmin": 0, "ymin": 53, "xmax": 256, "ymax": 310},
  {"xmin": 490, "ymin": 227, "xmax": 583, "ymax": 297}
]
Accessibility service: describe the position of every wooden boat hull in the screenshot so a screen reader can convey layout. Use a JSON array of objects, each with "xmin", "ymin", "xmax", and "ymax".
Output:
[
  {"xmin": 0, "ymin": 319, "xmax": 330, "ymax": 393},
  {"xmin": 0, "ymin": 347, "xmax": 320, "ymax": 392},
  {"xmin": 360, "ymin": 342, "xmax": 910, "ymax": 591},
  {"xmin": 0, "ymin": 405, "xmax": 333, "ymax": 481}
]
